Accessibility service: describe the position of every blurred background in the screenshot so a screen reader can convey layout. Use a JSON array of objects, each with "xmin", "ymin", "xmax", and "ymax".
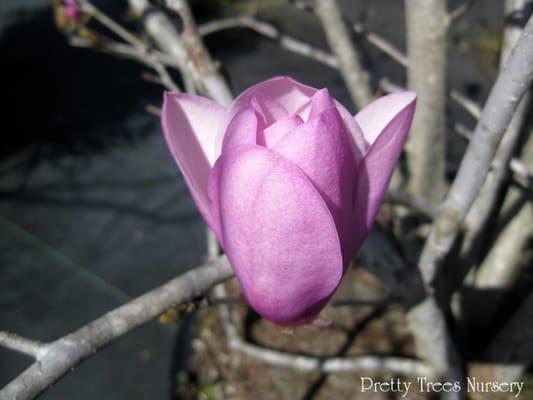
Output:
[{"xmin": 0, "ymin": 0, "xmax": 511, "ymax": 398}]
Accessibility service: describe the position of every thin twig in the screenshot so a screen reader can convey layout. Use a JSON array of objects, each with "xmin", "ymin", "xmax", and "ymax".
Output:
[
  {"xmin": 447, "ymin": 0, "xmax": 479, "ymax": 26},
  {"xmin": 0, "ymin": 332, "xmax": 46, "ymax": 359},
  {"xmin": 77, "ymin": 0, "xmax": 180, "ymax": 91},
  {"xmin": 352, "ymin": 22, "xmax": 408, "ymax": 67},
  {"xmin": 385, "ymin": 190, "xmax": 440, "ymax": 219},
  {"xmin": 199, "ymin": 15, "xmax": 338, "ymax": 68},
  {"xmin": 459, "ymin": 0, "xmax": 532, "ymax": 276},
  {"xmin": 451, "ymin": 119, "xmax": 531, "ymax": 185},
  {"xmin": 145, "ymin": 104, "xmax": 161, "ymax": 116},
  {"xmin": 79, "ymin": 0, "xmax": 146, "ymax": 49},
  {"xmin": 160, "ymin": 0, "xmax": 233, "ymax": 105},
  {"xmin": 450, "ymin": 90, "xmax": 482, "ymax": 119}
]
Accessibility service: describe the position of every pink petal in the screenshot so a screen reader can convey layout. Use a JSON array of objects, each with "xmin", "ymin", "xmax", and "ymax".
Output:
[
  {"xmin": 213, "ymin": 144, "xmax": 343, "ymax": 325},
  {"xmin": 273, "ymin": 102, "xmax": 358, "ymax": 261},
  {"xmin": 352, "ymin": 93, "xmax": 416, "ymax": 250},
  {"xmin": 297, "ymin": 90, "xmax": 366, "ymax": 162},
  {"xmin": 231, "ymin": 76, "xmax": 316, "ymax": 117},
  {"xmin": 216, "ymin": 76, "xmax": 314, "ymax": 157},
  {"xmin": 308, "ymin": 88, "xmax": 336, "ymax": 119},
  {"xmin": 355, "ymin": 92, "xmax": 417, "ymax": 148},
  {"xmin": 161, "ymin": 92, "xmax": 226, "ymax": 234},
  {"xmin": 250, "ymin": 95, "xmax": 289, "ymax": 126},
  {"xmin": 258, "ymin": 114, "xmax": 303, "ymax": 148},
  {"xmin": 222, "ymin": 107, "xmax": 261, "ymax": 152}
]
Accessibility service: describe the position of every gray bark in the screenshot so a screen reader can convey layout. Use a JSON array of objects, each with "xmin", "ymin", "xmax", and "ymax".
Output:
[
  {"xmin": 405, "ymin": 0, "xmax": 448, "ymax": 203},
  {"xmin": 313, "ymin": 0, "xmax": 373, "ymax": 109},
  {"xmin": 459, "ymin": 0, "xmax": 532, "ymax": 268},
  {"xmin": 475, "ymin": 128, "xmax": 533, "ymax": 288}
]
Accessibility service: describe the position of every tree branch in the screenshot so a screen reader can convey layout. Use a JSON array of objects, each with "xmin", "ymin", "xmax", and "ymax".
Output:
[
  {"xmin": 0, "ymin": 332, "xmax": 46, "ymax": 360},
  {"xmin": 199, "ymin": 15, "xmax": 338, "ymax": 68},
  {"xmin": 385, "ymin": 190, "xmax": 440, "ymax": 219},
  {"xmin": 459, "ymin": 0, "xmax": 532, "ymax": 275},
  {"xmin": 0, "ymin": 256, "xmax": 233, "ymax": 400},
  {"xmin": 160, "ymin": 0, "xmax": 233, "ymax": 105},
  {"xmin": 79, "ymin": 0, "xmax": 180, "ymax": 91},
  {"xmin": 352, "ymin": 22, "xmax": 408, "ymax": 67},
  {"xmin": 313, "ymin": 0, "xmax": 373, "ymax": 108},
  {"xmin": 474, "ymin": 125, "xmax": 533, "ymax": 288},
  {"xmin": 418, "ymin": 14, "xmax": 533, "ymax": 286},
  {"xmin": 446, "ymin": 0, "xmax": 479, "ymax": 26},
  {"xmin": 405, "ymin": 0, "xmax": 448, "ymax": 203}
]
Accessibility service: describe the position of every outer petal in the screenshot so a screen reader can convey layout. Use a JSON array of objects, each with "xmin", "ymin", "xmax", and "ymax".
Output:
[
  {"xmin": 161, "ymin": 92, "xmax": 226, "ymax": 233},
  {"xmin": 352, "ymin": 94, "xmax": 416, "ymax": 251},
  {"xmin": 273, "ymin": 103, "xmax": 357, "ymax": 261},
  {"xmin": 214, "ymin": 144, "xmax": 343, "ymax": 325},
  {"xmin": 354, "ymin": 92, "xmax": 417, "ymax": 148}
]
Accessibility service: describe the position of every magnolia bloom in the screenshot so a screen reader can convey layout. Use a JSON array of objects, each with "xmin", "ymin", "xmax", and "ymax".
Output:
[{"xmin": 162, "ymin": 77, "xmax": 416, "ymax": 325}]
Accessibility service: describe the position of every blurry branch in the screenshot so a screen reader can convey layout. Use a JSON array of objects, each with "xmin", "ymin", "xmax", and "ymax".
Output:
[
  {"xmin": 449, "ymin": 90, "xmax": 482, "ymax": 119},
  {"xmin": 313, "ymin": 0, "xmax": 373, "ymax": 108},
  {"xmin": 78, "ymin": 0, "xmax": 179, "ymax": 91},
  {"xmin": 214, "ymin": 285, "xmax": 434, "ymax": 378},
  {"xmin": 291, "ymin": 0, "xmax": 409, "ymax": 69},
  {"xmin": 459, "ymin": 0, "xmax": 532, "ymax": 278},
  {"xmin": 127, "ymin": 0, "xmax": 197, "ymax": 94},
  {"xmin": 418, "ymin": 15, "xmax": 533, "ymax": 286},
  {"xmin": 199, "ymin": 15, "xmax": 338, "ymax": 68},
  {"xmin": 157, "ymin": 0, "xmax": 233, "ymax": 104},
  {"xmin": 145, "ymin": 104, "xmax": 162, "ymax": 116},
  {"xmin": 352, "ymin": 22, "xmax": 408, "ymax": 67},
  {"xmin": 405, "ymin": 0, "xmax": 448, "ymax": 203},
  {"xmin": 0, "ymin": 256, "xmax": 233, "ymax": 400},
  {"xmin": 79, "ymin": 0, "xmax": 144, "ymax": 48},
  {"xmin": 0, "ymin": 332, "xmax": 46, "ymax": 359},
  {"xmin": 385, "ymin": 190, "xmax": 440, "ymax": 219},
  {"xmin": 446, "ymin": 0, "xmax": 479, "ymax": 26},
  {"xmin": 450, "ymin": 118, "xmax": 531, "ymax": 187},
  {"xmin": 474, "ymin": 127, "xmax": 533, "ymax": 288}
]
